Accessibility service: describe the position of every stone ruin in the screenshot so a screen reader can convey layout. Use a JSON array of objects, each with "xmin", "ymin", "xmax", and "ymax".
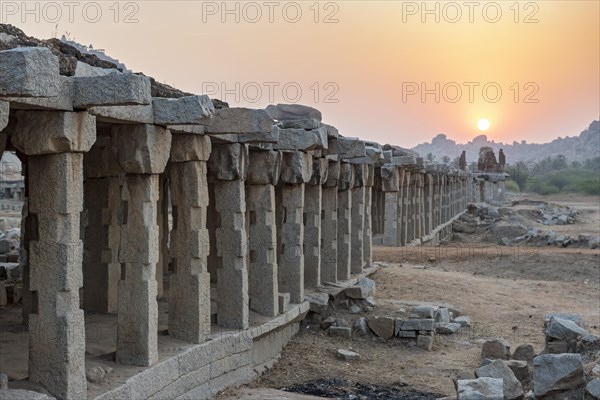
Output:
[{"xmin": 0, "ymin": 29, "xmax": 502, "ymax": 400}]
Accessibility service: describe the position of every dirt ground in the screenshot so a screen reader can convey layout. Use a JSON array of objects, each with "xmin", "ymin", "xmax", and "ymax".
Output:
[{"xmin": 221, "ymin": 193, "xmax": 600, "ymax": 399}]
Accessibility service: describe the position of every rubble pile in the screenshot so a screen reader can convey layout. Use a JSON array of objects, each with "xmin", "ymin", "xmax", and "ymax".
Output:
[{"xmin": 533, "ymin": 204, "xmax": 578, "ymax": 226}]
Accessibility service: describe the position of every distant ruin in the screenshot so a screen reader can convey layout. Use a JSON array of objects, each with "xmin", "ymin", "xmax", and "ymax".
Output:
[{"xmin": 0, "ymin": 28, "xmax": 506, "ymax": 400}]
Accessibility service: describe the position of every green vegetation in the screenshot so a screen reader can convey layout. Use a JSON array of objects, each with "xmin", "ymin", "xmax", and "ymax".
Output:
[{"xmin": 505, "ymin": 156, "xmax": 600, "ymax": 195}]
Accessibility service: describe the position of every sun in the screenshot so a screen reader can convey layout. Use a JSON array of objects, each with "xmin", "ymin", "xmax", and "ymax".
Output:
[{"xmin": 477, "ymin": 118, "xmax": 490, "ymax": 131}]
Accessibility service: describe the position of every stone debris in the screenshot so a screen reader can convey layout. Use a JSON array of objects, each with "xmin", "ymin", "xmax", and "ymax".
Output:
[
  {"xmin": 481, "ymin": 338, "xmax": 511, "ymax": 360},
  {"xmin": 337, "ymin": 349, "xmax": 360, "ymax": 362},
  {"xmin": 511, "ymin": 343, "xmax": 535, "ymax": 364},
  {"xmin": 543, "ymin": 314, "xmax": 597, "ymax": 354},
  {"xmin": 504, "ymin": 360, "xmax": 529, "ymax": 383},
  {"xmin": 456, "ymin": 377, "xmax": 504, "ymax": 400},
  {"xmin": 354, "ymin": 317, "xmax": 368, "ymax": 336},
  {"xmin": 328, "ymin": 326, "xmax": 352, "ymax": 339},
  {"xmin": 344, "ymin": 277, "xmax": 375, "ymax": 299},
  {"xmin": 305, "ymin": 293, "xmax": 330, "ymax": 315},
  {"xmin": 474, "ymin": 359, "xmax": 524, "ymax": 400},
  {"xmin": 454, "ymin": 316, "xmax": 471, "ymax": 327},
  {"xmin": 85, "ymin": 366, "xmax": 106, "ymax": 384},
  {"xmin": 587, "ymin": 379, "xmax": 600, "ymax": 399},
  {"xmin": 436, "ymin": 322, "xmax": 461, "ymax": 335},
  {"xmin": 532, "ymin": 353, "xmax": 585, "ymax": 399},
  {"xmin": 367, "ymin": 316, "xmax": 395, "ymax": 339}
]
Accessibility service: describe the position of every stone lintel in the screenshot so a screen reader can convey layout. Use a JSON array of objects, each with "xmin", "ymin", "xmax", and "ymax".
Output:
[
  {"xmin": 208, "ymin": 142, "xmax": 249, "ymax": 181},
  {"xmin": 170, "ymin": 134, "xmax": 211, "ymax": 163},
  {"xmin": 247, "ymin": 149, "xmax": 281, "ymax": 185},
  {"xmin": 279, "ymin": 151, "xmax": 312, "ymax": 185},
  {"xmin": 112, "ymin": 124, "xmax": 172, "ymax": 174},
  {"xmin": 0, "ymin": 47, "xmax": 60, "ymax": 97},
  {"xmin": 153, "ymin": 95, "xmax": 214, "ymax": 125},
  {"xmin": 74, "ymin": 72, "xmax": 152, "ymax": 108}
]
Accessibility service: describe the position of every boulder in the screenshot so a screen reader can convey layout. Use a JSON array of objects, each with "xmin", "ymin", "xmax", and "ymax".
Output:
[
  {"xmin": 86, "ymin": 366, "xmax": 106, "ymax": 383},
  {"xmin": 367, "ymin": 316, "xmax": 395, "ymax": 339},
  {"xmin": 481, "ymin": 338, "xmax": 511, "ymax": 360},
  {"xmin": 475, "ymin": 359, "xmax": 524, "ymax": 400},
  {"xmin": 545, "ymin": 316, "xmax": 589, "ymax": 341},
  {"xmin": 533, "ymin": 354, "xmax": 585, "ymax": 399},
  {"xmin": 504, "ymin": 360, "xmax": 529, "ymax": 383},
  {"xmin": 457, "ymin": 377, "xmax": 504, "ymax": 400},
  {"xmin": 511, "ymin": 343, "xmax": 535, "ymax": 363}
]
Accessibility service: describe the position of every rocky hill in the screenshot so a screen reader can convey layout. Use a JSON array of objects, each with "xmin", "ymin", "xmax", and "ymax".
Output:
[{"xmin": 412, "ymin": 120, "xmax": 599, "ymax": 165}]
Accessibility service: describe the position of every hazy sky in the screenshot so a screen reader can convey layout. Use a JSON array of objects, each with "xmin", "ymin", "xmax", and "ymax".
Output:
[{"xmin": 3, "ymin": 1, "xmax": 599, "ymax": 148}]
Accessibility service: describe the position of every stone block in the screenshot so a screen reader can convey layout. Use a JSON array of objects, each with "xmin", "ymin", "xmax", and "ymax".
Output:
[
  {"xmin": 279, "ymin": 151, "xmax": 312, "ymax": 184},
  {"xmin": 276, "ymin": 118, "xmax": 321, "ymax": 130},
  {"xmin": 436, "ymin": 322, "xmax": 461, "ymax": 334},
  {"xmin": 153, "ymin": 95, "xmax": 214, "ymax": 125},
  {"xmin": 8, "ymin": 110, "xmax": 96, "ymax": 155},
  {"xmin": 125, "ymin": 357, "xmax": 179, "ymax": 400},
  {"xmin": 481, "ymin": 338, "xmax": 510, "ymax": 360},
  {"xmin": 112, "ymin": 124, "xmax": 171, "ymax": 174},
  {"xmin": 454, "ymin": 315, "xmax": 471, "ymax": 327},
  {"xmin": 266, "ymin": 103, "xmax": 322, "ymax": 121},
  {"xmin": 475, "ymin": 359, "xmax": 524, "ymax": 400},
  {"xmin": 545, "ymin": 316, "xmax": 589, "ymax": 341},
  {"xmin": 328, "ymin": 137, "xmax": 366, "ymax": 159},
  {"xmin": 337, "ymin": 162, "xmax": 355, "ymax": 191},
  {"xmin": 503, "ymin": 360, "xmax": 529, "ymax": 383},
  {"xmin": 323, "ymin": 159, "xmax": 340, "ymax": 187},
  {"xmin": 206, "ymin": 107, "xmax": 273, "ymax": 134},
  {"xmin": 329, "ymin": 326, "xmax": 352, "ymax": 338},
  {"xmin": 247, "ymin": 149, "xmax": 281, "ymax": 185},
  {"xmin": 380, "ymin": 164, "xmax": 399, "ymax": 191},
  {"xmin": 0, "ymin": 100, "xmax": 8, "ymax": 132},
  {"xmin": 344, "ymin": 277, "xmax": 375, "ymax": 299},
  {"xmin": 73, "ymin": 72, "xmax": 151, "ymax": 108},
  {"xmin": 88, "ymin": 104, "xmax": 154, "ymax": 124},
  {"xmin": 586, "ymin": 379, "xmax": 600, "ymax": 399},
  {"xmin": 457, "ymin": 378, "xmax": 504, "ymax": 400},
  {"xmin": 0, "ymin": 389, "xmax": 55, "ymax": 399},
  {"xmin": 166, "ymin": 124, "xmax": 205, "ymax": 134},
  {"xmin": 274, "ymin": 126, "xmax": 328, "ymax": 151},
  {"xmin": 308, "ymin": 157, "xmax": 329, "ymax": 185},
  {"xmin": 4, "ymin": 75, "xmax": 74, "ymax": 111},
  {"xmin": 533, "ymin": 354, "xmax": 585, "ymax": 399},
  {"xmin": 279, "ymin": 293, "xmax": 290, "ymax": 314},
  {"xmin": 410, "ymin": 306, "xmax": 435, "ymax": 319},
  {"xmin": 170, "ymin": 134, "xmax": 211, "ymax": 162},
  {"xmin": 368, "ymin": 316, "xmax": 395, "ymax": 339},
  {"xmin": 417, "ymin": 334, "xmax": 433, "ymax": 350},
  {"xmin": 209, "ymin": 143, "xmax": 248, "ymax": 181},
  {"xmin": 0, "ymin": 47, "xmax": 60, "ymax": 97},
  {"xmin": 511, "ymin": 343, "xmax": 535, "ymax": 363},
  {"xmin": 401, "ymin": 319, "xmax": 435, "ymax": 331},
  {"xmin": 305, "ymin": 292, "xmax": 329, "ymax": 314}
]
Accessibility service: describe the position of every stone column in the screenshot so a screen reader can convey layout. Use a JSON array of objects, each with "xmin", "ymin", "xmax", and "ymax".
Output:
[
  {"xmin": 363, "ymin": 164, "xmax": 375, "ymax": 267},
  {"xmin": 424, "ymin": 172, "xmax": 433, "ymax": 235},
  {"xmin": 156, "ymin": 171, "xmax": 170, "ymax": 298},
  {"xmin": 350, "ymin": 164, "xmax": 366, "ymax": 274},
  {"xmin": 337, "ymin": 162, "xmax": 354, "ymax": 281},
  {"xmin": 112, "ymin": 124, "xmax": 171, "ymax": 366},
  {"xmin": 168, "ymin": 135, "xmax": 211, "ymax": 342},
  {"xmin": 208, "ymin": 143, "xmax": 249, "ymax": 329},
  {"xmin": 8, "ymin": 110, "xmax": 96, "ymax": 399},
  {"xmin": 320, "ymin": 159, "xmax": 340, "ymax": 283},
  {"xmin": 381, "ymin": 164, "xmax": 400, "ymax": 246},
  {"xmin": 304, "ymin": 157, "xmax": 327, "ymax": 288},
  {"xmin": 246, "ymin": 149, "xmax": 281, "ymax": 317},
  {"xmin": 277, "ymin": 151, "xmax": 310, "ymax": 303},
  {"xmin": 402, "ymin": 169, "xmax": 412, "ymax": 244}
]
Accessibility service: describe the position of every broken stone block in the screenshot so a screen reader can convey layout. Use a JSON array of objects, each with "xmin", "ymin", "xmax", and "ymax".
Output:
[
  {"xmin": 273, "ymin": 126, "xmax": 328, "ymax": 151},
  {"xmin": 545, "ymin": 316, "xmax": 590, "ymax": 341},
  {"xmin": 380, "ymin": 164, "xmax": 399, "ymax": 192},
  {"xmin": 328, "ymin": 326, "xmax": 351, "ymax": 338},
  {"xmin": 481, "ymin": 338, "xmax": 510, "ymax": 360},
  {"xmin": 0, "ymin": 47, "xmax": 60, "ymax": 97},
  {"xmin": 74, "ymin": 72, "xmax": 151, "ymax": 107},
  {"xmin": 337, "ymin": 349, "xmax": 359, "ymax": 361},
  {"xmin": 512, "ymin": 343, "xmax": 535, "ymax": 363},
  {"xmin": 88, "ymin": 104, "xmax": 154, "ymax": 124},
  {"xmin": 344, "ymin": 277, "xmax": 375, "ymax": 299},
  {"xmin": 266, "ymin": 103, "xmax": 322, "ymax": 121},
  {"xmin": 533, "ymin": 354, "xmax": 585, "ymax": 399},
  {"xmin": 206, "ymin": 107, "xmax": 273, "ymax": 134},
  {"xmin": 586, "ymin": 379, "xmax": 600, "ymax": 399},
  {"xmin": 0, "ymin": 100, "xmax": 7, "ymax": 131},
  {"xmin": 247, "ymin": 149, "xmax": 281, "ymax": 185},
  {"xmin": 279, "ymin": 293, "xmax": 290, "ymax": 314},
  {"xmin": 308, "ymin": 157, "xmax": 329, "ymax": 185},
  {"xmin": 410, "ymin": 306, "xmax": 435, "ymax": 319},
  {"xmin": 417, "ymin": 334, "xmax": 433, "ymax": 350},
  {"xmin": 323, "ymin": 123, "xmax": 339, "ymax": 138},
  {"xmin": 367, "ymin": 316, "xmax": 395, "ymax": 339},
  {"xmin": 305, "ymin": 292, "xmax": 329, "ymax": 314},
  {"xmin": 279, "ymin": 151, "xmax": 312, "ymax": 184},
  {"xmin": 475, "ymin": 359, "xmax": 524, "ymax": 400},
  {"xmin": 112, "ymin": 124, "xmax": 171, "ymax": 174},
  {"xmin": 397, "ymin": 330, "xmax": 417, "ymax": 338},
  {"xmin": 170, "ymin": 134, "xmax": 211, "ymax": 162},
  {"xmin": 276, "ymin": 118, "xmax": 321, "ymax": 130},
  {"xmin": 337, "ymin": 162, "xmax": 355, "ymax": 191},
  {"xmin": 436, "ymin": 322, "xmax": 461, "ymax": 334},
  {"xmin": 354, "ymin": 317, "xmax": 368, "ymax": 336},
  {"xmin": 8, "ymin": 110, "xmax": 96, "ymax": 155},
  {"xmin": 435, "ymin": 307, "xmax": 451, "ymax": 323},
  {"xmin": 153, "ymin": 95, "xmax": 214, "ymax": 125},
  {"xmin": 208, "ymin": 143, "xmax": 248, "ymax": 181},
  {"xmin": 454, "ymin": 316, "xmax": 471, "ymax": 327},
  {"xmin": 327, "ymin": 137, "xmax": 366, "ymax": 159},
  {"xmin": 0, "ymin": 389, "xmax": 55, "ymax": 399},
  {"xmin": 504, "ymin": 360, "xmax": 529, "ymax": 383},
  {"xmin": 401, "ymin": 319, "xmax": 435, "ymax": 331},
  {"xmin": 457, "ymin": 378, "xmax": 504, "ymax": 400}
]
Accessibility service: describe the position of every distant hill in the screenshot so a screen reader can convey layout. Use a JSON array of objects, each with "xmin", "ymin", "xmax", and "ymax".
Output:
[{"xmin": 412, "ymin": 120, "xmax": 599, "ymax": 165}]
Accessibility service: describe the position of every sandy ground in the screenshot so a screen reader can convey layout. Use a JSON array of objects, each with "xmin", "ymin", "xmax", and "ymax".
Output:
[{"xmin": 221, "ymin": 193, "xmax": 600, "ymax": 398}]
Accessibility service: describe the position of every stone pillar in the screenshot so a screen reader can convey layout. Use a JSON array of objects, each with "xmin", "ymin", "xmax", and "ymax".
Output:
[
  {"xmin": 168, "ymin": 135, "xmax": 212, "ymax": 342},
  {"xmin": 304, "ymin": 157, "xmax": 327, "ymax": 288},
  {"xmin": 277, "ymin": 151, "xmax": 310, "ymax": 303},
  {"xmin": 8, "ymin": 110, "xmax": 96, "ymax": 399},
  {"xmin": 350, "ymin": 164, "xmax": 366, "ymax": 274},
  {"xmin": 208, "ymin": 143, "xmax": 249, "ymax": 329},
  {"xmin": 337, "ymin": 162, "xmax": 354, "ymax": 281},
  {"xmin": 156, "ymin": 171, "xmax": 169, "ymax": 298},
  {"xmin": 402, "ymin": 170, "xmax": 412, "ymax": 244},
  {"xmin": 112, "ymin": 124, "xmax": 171, "ymax": 366},
  {"xmin": 246, "ymin": 149, "xmax": 281, "ymax": 317},
  {"xmin": 320, "ymin": 159, "xmax": 340, "ymax": 283},
  {"xmin": 363, "ymin": 164, "xmax": 374, "ymax": 266},
  {"xmin": 424, "ymin": 173, "xmax": 433, "ymax": 235},
  {"xmin": 381, "ymin": 164, "xmax": 400, "ymax": 246},
  {"xmin": 18, "ymin": 154, "xmax": 32, "ymax": 326}
]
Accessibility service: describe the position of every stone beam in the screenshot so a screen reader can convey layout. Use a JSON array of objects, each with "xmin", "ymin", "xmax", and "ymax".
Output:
[
  {"xmin": 0, "ymin": 47, "xmax": 60, "ymax": 97},
  {"xmin": 73, "ymin": 72, "xmax": 152, "ymax": 108},
  {"xmin": 273, "ymin": 126, "xmax": 328, "ymax": 151},
  {"xmin": 153, "ymin": 95, "xmax": 214, "ymax": 125}
]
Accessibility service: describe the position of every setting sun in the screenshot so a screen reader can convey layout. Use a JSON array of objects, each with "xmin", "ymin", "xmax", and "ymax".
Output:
[{"xmin": 477, "ymin": 119, "xmax": 490, "ymax": 131}]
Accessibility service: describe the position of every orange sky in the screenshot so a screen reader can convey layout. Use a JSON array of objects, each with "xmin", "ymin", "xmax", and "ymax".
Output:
[{"xmin": 4, "ymin": 1, "xmax": 599, "ymax": 148}]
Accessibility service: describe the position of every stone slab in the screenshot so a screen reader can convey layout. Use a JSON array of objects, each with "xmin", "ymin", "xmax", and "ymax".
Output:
[
  {"xmin": 206, "ymin": 108, "xmax": 273, "ymax": 134},
  {"xmin": 153, "ymin": 95, "xmax": 214, "ymax": 125},
  {"xmin": 0, "ymin": 47, "xmax": 60, "ymax": 97},
  {"xmin": 74, "ymin": 72, "xmax": 151, "ymax": 108}
]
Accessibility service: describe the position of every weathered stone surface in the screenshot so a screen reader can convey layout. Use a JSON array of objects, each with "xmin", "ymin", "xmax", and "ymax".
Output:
[
  {"xmin": 266, "ymin": 103, "xmax": 322, "ymax": 121},
  {"xmin": 0, "ymin": 47, "xmax": 60, "ymax": 97},
  {"xmin": 112, "ymin": 124, "xmax": 171, "ymax": 174},
  {"xmin": 367, "ymin": 316, "xmax": 395, "ymax": 339},
  {"xmin": 247, "ymin": 149, "xmax": 281, "ymax": 185},
  {"xmin": 586, "ymin": 379, "xmax": 600, "ymax": 399},
  {"xmin": 276, "ymin": 118, "xmax": 321, "ymax": 130},
  {"xmin": 337, "ymin": 349, "xmax": 359, "ymax": 361},
  {"xmin": 328, "ymin": 137, "xmax": 366, "ymax": 159},
  {"xmin": 0, "ymin": 100, "xmax": 8, "ymax": 131},
  {"xmin": 454, "ymin": 315, "xmax": 471, "ymax": 327},
  {"xmin": 279, "ymin": 293, "xmax": 290, "ymax": 314},
  {"xmin": 206, "ymin": 108, "xmax": 273, "ymax": 134},
  {"xmin": 399, "ymin": 319, "xmax": 435, "ymax": 331},
  {"xmin": 303, "ymin": 183, "xmax": 322, "ymax": 288},
  {"xmin": 4, "ymin": 75, "xmax": 73, "ymax": 111},
  {"xmin": 170, "ymin": 134, "xmax": 211, "ymax": 162},
  {"xmin": 338, "ymin": 162, "xmax": 355, "ymax": 191},
  {"xmin": 411, "ymin": 306, "xmax": 435, "ymax": 319},
  {"xmin": 323, "ymin": 124, "xmax": 339, "ymax": 138},
  {"xmin": 8, "ymin": 110, "xmax": 96, "ymax": 155},
  {"xmin": 305, "ymin": 292, "xmax": 329, "ymax": 314},
  {"xmin": 457, "ymin": 378, "xmax": 504, "ymax": 400},
  {"xmin": 475, "ymin": 359, "xmax": 524, "ymax": 400},
  {"xmin": 504, "ymin": 360, "xmax": 529, "ymax": 383},
  {"xmin": 511, "ymin": 344, "xmax": 535, "ymax": 363},
  {"xmin": 436, "ymin": 322, "xmax": 461, "ymax": 334},
  {"xmin": 329, "ymin": 326, "xmax": 352, "ymax": 338},
  {"xmin": 166, "ymin": 124, "xmax": 205, "ymax": 135},
  {"xmin": 417, "ymin": 334, "xmax": 433, "ymax": 350},
  {"xmin": 533, "ymin": 354, "xmax": 585, "ymax": 399},
  {"xmin": 481, "ymin": 338, "xmax": 511, "ymax": 360},
  {"xmin": 345, "ymin": 277, "xmax": 375, "ymax": 299},
  {"xmin": 381, "ymin": 164, "xmax": 399, "ymax": 192},
  {"xmin": 354, "ymin": 317, "xmax": 368, "ymax": 336},
  {"xmin": 86, "ymin": 366, "xmax": 106, "ymax": 383},
  {"xmin": 0, "ymin": 389, "xmax": 55, "ymax": 399},
  {"xmin": 274, "ymin": 126, "xmax": 328, "ymax": 151},
  {"xmin": 209, "ymin": 143, "xmax": 248, "ymax": 181},
  {"xmin": 74, "ymin": 72, "xmax": 151, "ymax": 108},
  {"xmin": 545, "ymin": 316, "xmax": 589, "ymax": 341},
  {"xmin": 279, "ymin": 151, "xmax": 312, "ymax": 184},
  {"xmin": 88, "ymin": 104, "xmax": 154, "ymax": 124},
  {"xmin": 308, "ymin": 157, "xmax": 329, "ymax": 185},
  {"xmin": 153, "ymin": 95, "xmax": 214, "ymax": 125}
]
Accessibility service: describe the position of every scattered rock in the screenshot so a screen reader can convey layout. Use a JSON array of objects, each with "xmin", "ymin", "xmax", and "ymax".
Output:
[
  {"xmin": 457, "ymin": 377, "xmax": 504, "ymax": 400},
  {"xmin": 454, "ymin": 316, "xmax": 471, "ymax": 327},
  {"xmin": 337, "ymin": 349, "xmax": 359, "ymax": 362},
  {"xmin": 511, "ymin": 343, "xmax": 535, "ymax": 363},
  {"xmin": 349, "ymin": 305, "xmax": 361, "ymax": 314},
  {"xmin": 504, "ymin": 360, "xmax": 529, "ymax": 383},
  {"xmin": 475, "ymin": 359, "xmax": 524, "ymax": 400},
  {"xmin": 354, "ymin": 317, "xmax": 368, "ymax": 336},
  {"xmin": 586, "ymin": 379, "xmax": 600, "ymax": 399},
  {"xmin": 328, "ymin": 326, "xmax": 352, "ymax": 339},
  {"xmin": 344, "ymin": 277, "xmax": 375, "ymax": 299},
  {"xmin": 545, "ymin": 316, "xmax": 590, "ymax": 341},
  {"xmin": 436, "ymin": 322, "xmax": 461, "ymax": 334},
  {"xmin": 481, "ymin": 338, "xmax": 511, "ymax": 360},
  {"xmin": 417, "ymin": 334, "xmax": 433, "ymax": 351},
  {"xmin": 305, "ymin": 292, "xmax": 330, "ymax": 314},
  {"xmin": 436, "ymin": 307, "xmax": 451, "ymax": 323},
  {"xmin": 319, "ymin": 316, "xmax": 335, "ymax": 331},
  {"xmin": 533, "ymin": 353, "xmax": 585, "ymax": 399},
  {"xmin": 367, "ymin": 316, "xmax": 395, "ymax": 339},
  {"xmin": 86, "ymin": 366, "xmax": 106, "ymax": 384}
]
